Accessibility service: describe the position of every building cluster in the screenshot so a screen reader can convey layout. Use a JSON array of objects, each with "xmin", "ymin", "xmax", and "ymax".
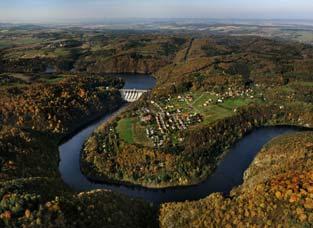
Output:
[
  {"xmin": 46, "ymin": 39, "xmax": 82, "ymax": 49},
  {"xmin": 100, "ymin": 126, "xmax": 119, "ymax": 154},
  {"xmin": 155, "ymin": 112, "xmax": 188, "ymax": 134},
  {"xmin": 138, "ymin": 102, "xmax": 202, "ymax": 148},
  {"xmin": 203, "ymin": 87, "xmax": 255, "ymax": 106},
  {"xmin": 177, "ymin": 95, "xmax": 193, "ymax": 103}
]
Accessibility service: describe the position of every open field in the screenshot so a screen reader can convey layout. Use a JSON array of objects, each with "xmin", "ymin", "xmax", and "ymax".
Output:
[
  {"xmin": 117, "ymin": 118, "xmax": 134, "ymax": 144},
  {"xmin": 37, "ymin": 75, "xmax": 66, "ymax": 84},
  {"xmin": 160, "ymin": 91, "xmax": 262, "ymax": 125},
  {"xmin": 0, "ymin": 37, "xmax": 42, "ymax": 49},
  {"xmin": 117, "ymin": 117, "xmax": 153, "ymax": 146},
  {"xmin": 132, "ymin": 121, "xmax": 154, "ymax": 147},
  {"xmin": 290, "ymin": 31, "xmax": 313, "ymax": 43}
]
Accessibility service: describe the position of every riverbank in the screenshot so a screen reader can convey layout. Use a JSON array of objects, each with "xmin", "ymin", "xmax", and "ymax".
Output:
[
  {"xmin": 80, "ymin": 101, "xmax": 313, "ymax": 189},
  {"xmin": 159, "ymin": 131, "xmax": 313, "ymax": 227},
  {"xmin": 0, "ymin": 75, "xmax": 158, "ymax": 227}
]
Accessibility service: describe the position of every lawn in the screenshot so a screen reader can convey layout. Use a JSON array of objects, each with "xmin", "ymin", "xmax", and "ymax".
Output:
[
  {"xmin": 132, "ymin": 121, "xmax": 153, "ymax": 147},
  {"xmin": 219, "ymin": 98, "xmax": 253, "ymax": 110},
  {"xmin": 0, "ymin": 42, "xmax": 12, "ymax": 49},
  {"xmin": 7, "ymin": 73, "xmax": 33, "ymax": 83},
  {"xmin": 199, "ymin": 105, "xmax": 233, "ymax": 124},
  {"xmin": 117, "ymin": 117, "xmax": 153, "ymax": 147},
  {"xmin": 181, "ymin": 92, "xmax": 251, "ymax": 114},
  {"xmin": 290, "ymin": 81, "xmax": 313, "ymax": 87},
  {"xmin": 0, "ymin": 37, "xmax": 42, "ymax": 50},
  {"xmin": 39, "ymin": 76, "xmax": 65, "ymax": 84},
  {"xmin": 3, "ymin": 46, "xmax": 73, "ymax": 59},
  {"xmin": 54, "ymin": 48, "xmax": 72, "ymax": 58},
  {"xmin": 294, "ymin": 31, "xmax": 313, "ymax": 43},
  {"xmin": 117, "ymin": 118, "xmax": 134, "ymax": 144},
  {"xmin": 192, "ymin": 92, "xmax": 216, "ymax": 108},
  {"xmin": 166, "ymin": 91, "xmax": 260, "ymax": 125},
  {"xmin": 201, "ymin": 98, "xmax": 257, "ymax": 124}
]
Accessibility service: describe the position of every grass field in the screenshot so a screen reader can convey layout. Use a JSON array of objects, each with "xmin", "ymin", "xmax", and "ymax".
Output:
[
  {"xmin": 294, "ymin": 31, "xmax": 313, "ymax": 43},
  {"xmin": 165, "ymin": 91, "xmax": 260, "ymax": 125},
  {"xmin": 117, "ymin": 118, "xmax": 134, "ymax": 144},
  {"xmin": 117, "ymin": 117, "xmax": 154, "ymax": 146},
  {"xmin": 200, "ymin": 98, "xmax": 258, "ymax": 124},
  {"xmin": 53, "ymin": 48, "xmax": 72, "ymax": 58},
  {"xmin": 218, "ymin": 98, "xmax": 253, "ymax": 110},
  {"xmin": 290, "ymin": 81, "xmax": 313, "ymax": 87},
  {"xmin": 7, "ymin": 73, "xmax": 33, "ymax": 83},
  {"xmin": 38, "ymin": 76, "xmax": 65, "ymax": 84},
  {"xmin": 132, "ymin": 122, "xmax": 153, "ymax": 147},
  {"xmin": 0, "ymin": 42, "xmax": 12, "ymax": 49},
  {"xmin": 0, "ymin": 37, "xmax": 42, "ymax": 50},
  {"xmin": 191, "ymin": 92, "xmax": 216, "ymax": 107}
]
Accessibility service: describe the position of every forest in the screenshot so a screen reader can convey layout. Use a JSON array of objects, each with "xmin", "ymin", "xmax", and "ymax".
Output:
[
  {"xmin": 160, "ymin": 132, "xmax": 313, "ymax": 227},
  {"xmin": 0, "ymin": 75, "xmax": 157, "ymax": 227},
  {"xmin": 0, "ymin": 27, "xmax": 312, "ymax": 227}
]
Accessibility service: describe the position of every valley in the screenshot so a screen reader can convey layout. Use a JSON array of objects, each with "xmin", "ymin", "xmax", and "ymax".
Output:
[{"xmin": 0, "ymin": 24, "xmax": 312, "ymax": 227}]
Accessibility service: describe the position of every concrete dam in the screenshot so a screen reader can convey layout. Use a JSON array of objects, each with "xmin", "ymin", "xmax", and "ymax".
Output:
[{"xmin": 120, "ymin": 89, "xmax": 149, "ymax": 102}]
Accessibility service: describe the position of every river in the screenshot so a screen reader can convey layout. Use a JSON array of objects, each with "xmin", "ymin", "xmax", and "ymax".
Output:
[{"xmin": 59, "ymin": 74, "xmax": 299, "ymax": 204}]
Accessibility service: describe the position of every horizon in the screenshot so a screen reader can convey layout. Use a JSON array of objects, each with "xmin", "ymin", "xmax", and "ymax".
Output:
[
  {"xmin": 1, "ymin": 18, "xmax": 313, "ymax": 27},
  {"xmin": 1, "ymin": 0, "xmax": 313, "ymax": 23}
]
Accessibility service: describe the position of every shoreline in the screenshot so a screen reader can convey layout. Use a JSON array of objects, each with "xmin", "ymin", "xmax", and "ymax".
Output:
[
  {"xmin": 58, "ymin": 103, "xmax": 128, "ymax": 145},
  {"xmin": 78, "ymin": 123, "xmax": 311, "ymax": 190}
]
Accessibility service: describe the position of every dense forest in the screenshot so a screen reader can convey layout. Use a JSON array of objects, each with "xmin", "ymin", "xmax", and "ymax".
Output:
[
  {"xmin": 160, "ymin": 132, "xmax": 313, "ymax": 227},
  {"xmin": 0, "ymin": 75, "xmax": 156, "ymax": 227}
]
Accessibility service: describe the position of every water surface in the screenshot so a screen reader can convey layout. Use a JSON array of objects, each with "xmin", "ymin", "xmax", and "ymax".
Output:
[{"xmin": 59, "ymin": 74, "xmax": 299, "ymax": 204}]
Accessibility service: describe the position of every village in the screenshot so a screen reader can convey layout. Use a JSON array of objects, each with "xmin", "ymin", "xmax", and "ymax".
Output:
[
  {"xmin": 134, "ymin": 86, "xmax": 261, "ymax": 148},
  {"xmin": 105, "ymin": 85, "xmax": 263, "ymax": 150},
  {"xmin": 138, "ymin": 104, "xmax": 202, "ymax": 148},
  {"xmin": 91, "ymin": 84, "xmax": 264, "ymax": 152}
]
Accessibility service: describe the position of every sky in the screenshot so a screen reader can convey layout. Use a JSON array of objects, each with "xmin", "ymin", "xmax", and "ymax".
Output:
[{"xmin": 0, "ymin": 0, "xmax": 313, "ymax": 23}]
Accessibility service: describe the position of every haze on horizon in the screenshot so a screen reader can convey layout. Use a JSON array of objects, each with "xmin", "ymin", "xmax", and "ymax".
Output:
[{"xmin": 0, "ymin": 0, "xmax": 313, "ymax": 23}]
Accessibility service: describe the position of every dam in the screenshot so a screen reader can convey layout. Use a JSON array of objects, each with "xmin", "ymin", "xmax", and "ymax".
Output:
[{"xmin": 120, "ymin": 89, "xmax": 149, "ymax": 102}]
